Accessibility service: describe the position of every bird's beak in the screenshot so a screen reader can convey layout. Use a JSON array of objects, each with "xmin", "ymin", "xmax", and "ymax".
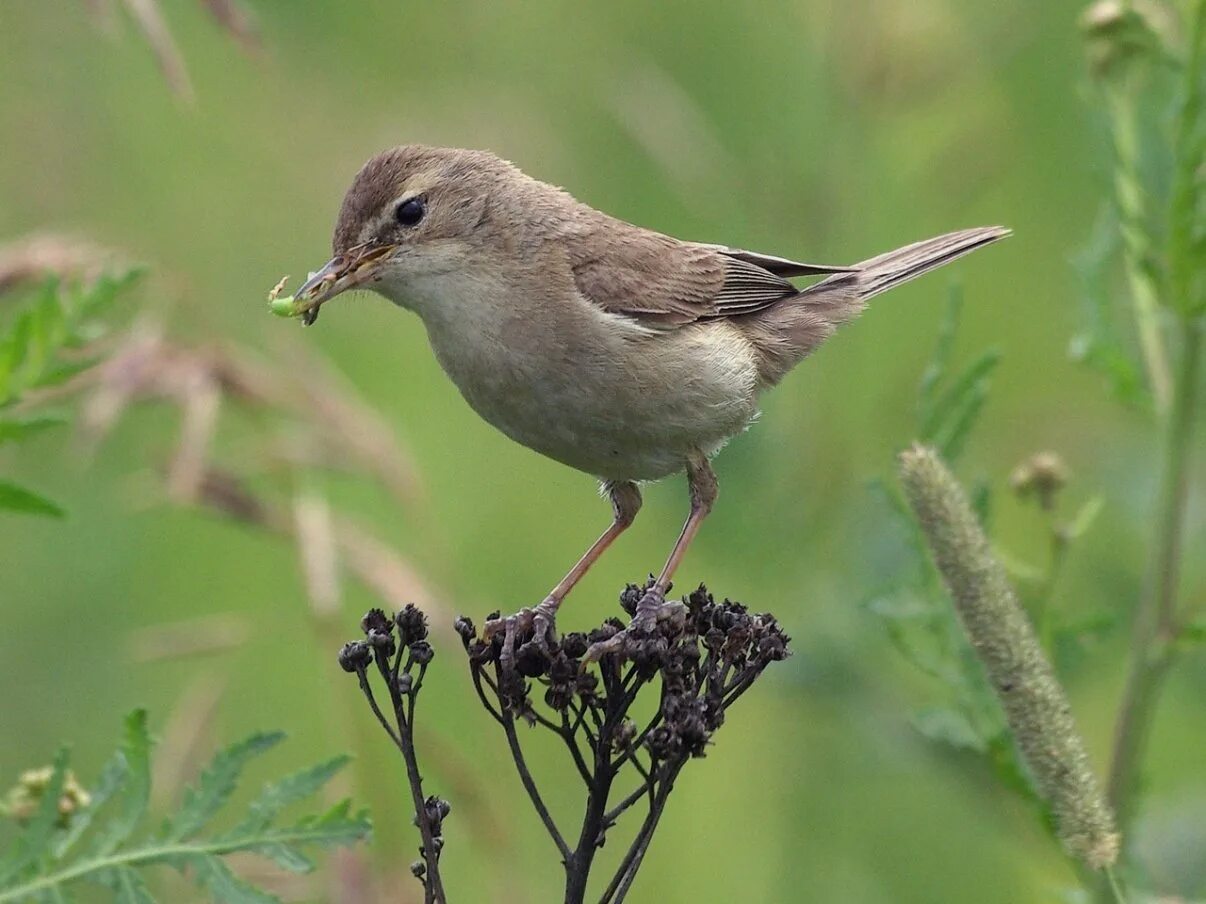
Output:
[{"xmin": 292, "ymin": 243, "xmax": 396, "ymax": 325}]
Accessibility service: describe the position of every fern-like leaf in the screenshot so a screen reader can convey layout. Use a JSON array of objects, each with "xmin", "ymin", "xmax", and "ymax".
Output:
[
  {"xmin": 0, "ymin": 711, "xmax": 369, "ymax": 904},
  {"xmin": 164, "ymin": 732, "xmax": 284, "ymax": 843},
  {"xmin": 0, "ymin": 271, "xmax": 140, "ymax": 516}
]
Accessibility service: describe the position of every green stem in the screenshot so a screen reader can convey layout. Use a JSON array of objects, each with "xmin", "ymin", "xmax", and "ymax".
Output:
[
  {"xmin": 1107, "ymin": 85, "xmax": 1172, "ymax": 412},
  {"xmin": 1104, "ymin": 865, "xmax": 1128, "ymax": 904},
  {"xmin": 1102, "ymin": 0, "xmax": 1206, "ymax": 865},
  {"xmin": 1037, "ymin": 526, "xmax": 1071, "ymax": 653},
  {"xmin": 1106, "ymin": 313, "xmax": 1203, "ymax": 838},
  {"xmin": 1167, "ymin": 0, "xmax": 1206, "ymax": 317},
  {"xmin": 0, "ymin": 825, "xmax": 349, "ymax": 903}
]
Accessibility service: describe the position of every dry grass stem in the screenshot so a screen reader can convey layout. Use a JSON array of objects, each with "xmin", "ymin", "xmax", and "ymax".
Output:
[
  {"xmin": 128, "ymin": 613, "xmax": 250, "ymax": 662},
  {"xmin": 120, "ymin": 0, "xmax": 195, "ymax": 101},
  {"xmin": 0, "ymin": 233, "xmax": 123, "ymax": 295},
  {"xmin": 198, "ymin": 0, "xmax": 260, "ymax": 52}
]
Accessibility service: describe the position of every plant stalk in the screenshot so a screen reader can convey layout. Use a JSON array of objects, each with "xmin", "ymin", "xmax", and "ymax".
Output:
[
  {"xmin": 1106, "ymin": 83, "xmax": 1172, "ymax": 412},
  {"xmin": 1107, "ymin": 313, "xmax": 1203, "ymax": 836}
]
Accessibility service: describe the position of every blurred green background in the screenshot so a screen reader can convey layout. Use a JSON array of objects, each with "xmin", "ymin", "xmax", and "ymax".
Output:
[{"xmin": 1, "ymin": 1, "xmax": 1203, "ymax": 901}]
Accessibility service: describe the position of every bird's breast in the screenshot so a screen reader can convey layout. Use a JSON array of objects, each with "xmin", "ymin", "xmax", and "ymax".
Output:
[{"xmin": 396, "ymin": 273, "xmax": 761, "ymax": 481}]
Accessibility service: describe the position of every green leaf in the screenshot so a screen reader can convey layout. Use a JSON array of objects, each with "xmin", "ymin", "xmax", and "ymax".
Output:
[
  {"xmin": 912, "ymin": 706, "xmax": 987, "ymax": 753},
  {"xmin": 918, "ymin": 286, "xmax": 963, "ymax": 429},
  {"xmin": 1176, "ymin": 616, "xmax": 1206, "ymax": 649},
  {"xmin": 0, "ymin": 711, "xmax": 367, "ymax": 904},
  {"xmin": 166, "ymin": 732, "xmax": 285, "ymax": 842},
  {"xmin": 1065, "ymin": 495, "xmax": 1105, "ymax": 540},
  {"xmin": 0, "ymin": 417, "xmax": 66, "ymax": 446},
  {"xmin": 0, "ymin": 748, "xmax": 69, "ymax": 885},
  {"xmin": 985, "ymin": 732, "xmax": 1040, "ymax": 803},
  {"xmin": 92, "ymin": 710, "xmax": 152, "ymax": 856},
  {"xmin": 71, "ymin": 269, "xmax": 144, "ymax": 327},
  {"xmin": 865, "ymin": 591, "xmax": 963, "ymax": 684},
  {"xmin": 30, "ymin": 359, "xmax": 101, "ymax": 392},
  {"xmin": 15, "ymin": 291, "xmax": 64, "ymax": 395},
  {"xmin": 1055, "ymin": 612, "xmax": 1119, "ymax": 646},
  {"xmin": 922, "ymin": 350, "xmax": 1000, "ymax": 443},
  {"xmin": 1069, "ymin": 205, "xmax": 1147, "ymax": 406},
  {"xmin": 934, "ymin": 379, "xmax": 990, "ymax": 462},
  {"xmin": 0, "ymin": 481, "xmax": 65, "ymax": 518},
  {"xmin": 172, "ymin": 854, "xmax": 279, "ymax": 904},
  {"xmin": 969, "ymin": 480, "xmax": 992, "ymax": 529},
  {"xmin": 245, "ymin": 843, "xmax": 313, "ymax": 874},
  {"xmin": 100, "ymin": 866, "xmax": 157, "ymax": 904},
  {"xmin": 0, "ymin": 310, "xmax": 33, "ymax": 403},
  {"xmin": 230, "ymin": 756, "xmax": 351, "ymax": 837}
]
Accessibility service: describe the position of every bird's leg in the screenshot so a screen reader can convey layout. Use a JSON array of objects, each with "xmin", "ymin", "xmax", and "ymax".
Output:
[
  {"xmin": 485, "ymin": 481, "xmax": 642, "ymax": 648},
  {"xmin": 585, "ymin": 454, "xmax": 717, "ymax": 663}
]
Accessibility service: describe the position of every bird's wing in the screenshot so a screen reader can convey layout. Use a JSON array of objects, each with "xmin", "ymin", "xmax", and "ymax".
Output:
[
  {"xmin": 566, "ymin": 223, "xmax": 851, "ymax": 328},
  {"xmin": 706, "ymin": 245, "xmax": 857, "ymax": 279}
]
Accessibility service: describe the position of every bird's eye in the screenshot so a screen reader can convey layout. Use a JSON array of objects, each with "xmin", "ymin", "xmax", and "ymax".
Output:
[{"xmin": 395, "ymin": 197, "xmax": 425, "ymax": 227}]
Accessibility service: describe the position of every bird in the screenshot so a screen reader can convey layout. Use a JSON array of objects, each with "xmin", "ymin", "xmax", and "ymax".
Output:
[{"xmin": 287, "ymin": 144, "xmax": 1008, "ymax": 658}]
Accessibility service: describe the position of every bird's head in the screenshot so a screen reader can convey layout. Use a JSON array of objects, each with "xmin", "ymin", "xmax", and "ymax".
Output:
[{"xmin": 292, "ymin": 145, "xmax": 545, "ymax": 324}]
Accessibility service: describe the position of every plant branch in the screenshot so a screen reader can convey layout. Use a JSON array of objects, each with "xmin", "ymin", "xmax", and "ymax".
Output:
[
  {"xmin": 387, "ymin": 686, "xmax": 446, "ymax": 903},
  {"xmin": 601, "ymin": 762, "xmax": 684, "ymax": 904},
  {"xmin": 500, "ymin": 712, "xmax": 571, "ymax": 861}
]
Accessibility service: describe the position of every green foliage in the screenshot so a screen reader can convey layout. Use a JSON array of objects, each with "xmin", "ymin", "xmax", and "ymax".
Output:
[
  {"xmin": 916, "ymin": 286, "xmax": 1000, "ymax": 465},
  {"xmin": 0, "ymin": 710, "xmax": 369, "ymax": 903},
  {"xmin": 867, "ymin": 298, "xmax": 1025, "ymax": 789},
  {"xmin": 1068, "ymin": 207, "xmax": 1148, "ymax": 407},
  {"xmin": 0, "ymin": 271, "xmax": 140, "ymax": 517},
  {"xmin": 1167, "ymin": 2, "xmax": 1206, "ymax": 316},
  {"xmin": 869, "ymin": 303, "xmax": 1117, "ymax": 851}
]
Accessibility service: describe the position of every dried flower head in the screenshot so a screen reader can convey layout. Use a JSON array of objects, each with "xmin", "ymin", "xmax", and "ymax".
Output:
[
  {"xmin": 1010, "ymin": 451, "xmax": 1069, "ymax": 511},
  {"xmin": 457, "ymin": 580, "xmax": 789, "ymax": 898},
  {"xmin": 1080, "ymin": 0, "xmax": 1172, "ymax": 77},
  {"xmin": 339, "ymin": 604, "xmax": 447, "ymax": 901}
]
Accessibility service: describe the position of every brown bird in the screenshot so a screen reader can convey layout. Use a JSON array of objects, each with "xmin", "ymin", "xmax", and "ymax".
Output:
[{"xmin": 291, "ymin": 145, "xmax": 1007, "ymax": 655}]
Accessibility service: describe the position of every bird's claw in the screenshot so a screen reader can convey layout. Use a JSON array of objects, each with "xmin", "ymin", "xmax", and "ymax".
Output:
[
  {"xmin": 483, "ymin": 597, "xmax": 560, "ymax": 673},
  {"xmin": 582, "ymin": 586, "xmax": 687, "ymax": 666}
]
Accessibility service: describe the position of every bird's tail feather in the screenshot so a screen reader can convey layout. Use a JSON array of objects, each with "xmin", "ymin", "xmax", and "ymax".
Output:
[
  {"xmin": 747, "ymin": 226, "xmax": 1008, "ymax": 387},
  {"xmin": 832, "ymin": 226, "xmax": 1011, "ymax": 301}
]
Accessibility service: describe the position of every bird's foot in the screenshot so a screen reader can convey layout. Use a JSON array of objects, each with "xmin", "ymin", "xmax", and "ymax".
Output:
[
  {"xmin": 483, "ymin": 596, "xmax": 559, "ymax": 645},
  {"xmin": 483, "ymin": 596, "xmax": 559, "ymax": 676},
  {"xmin": 582, "ymin": 584, "xmax": 688, "ymax": 666}
]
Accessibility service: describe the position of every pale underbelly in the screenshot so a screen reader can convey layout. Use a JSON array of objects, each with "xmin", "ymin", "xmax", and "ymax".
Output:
[{"xmin": 427, "ymin": 319, "xmax": 760, "ymax": 482}]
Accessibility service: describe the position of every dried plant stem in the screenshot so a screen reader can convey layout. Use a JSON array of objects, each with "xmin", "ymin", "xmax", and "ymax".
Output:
[
  {"xmin": 395, "ymin": 709, "xmax": 446, "ymax": 904},
  {"xmin": 564, "ymin": 764, "xmax": 615, "ymax": 904},
  {"xmin": 601, "ymin": 763, "xmax": 684, "ymax": 904},
  {"xmin": 899, "ymin": 445, "xmax": 1119, "ymax": 870},
  {"xmin": 500, "ymin": 714, "xmax": 571, "ymax": 862},
  {"xmin": 1107, "ymin": 313, "xmax": 1202, "ymax": 836}
]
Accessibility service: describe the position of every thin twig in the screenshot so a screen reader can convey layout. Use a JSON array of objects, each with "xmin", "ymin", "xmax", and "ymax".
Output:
[
  {"xmin": 500, "ymin": 713, "xmax": 571, "ymax": 861},
  {"xmin": 601, "ymin": 762, "xmax": 683, "ymax": 904},
  {"xmin": 560, "ymin": 710, "xmax": 594, "ymax": 787},
  {"xmin": 604, "ymin": 781, "xmax": 651, "ymax": 827},
  {"xmin": 387, "ymin": 685, "xmax": 446, "ymax": 903},
  {"xmin": 355, "ymin": 669, "xmax": 403, "ymax": 751}
]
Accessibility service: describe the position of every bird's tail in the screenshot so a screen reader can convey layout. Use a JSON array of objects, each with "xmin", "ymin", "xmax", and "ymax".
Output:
[
  {"xmin": 747, "ymin": 226, "xmax": 1009, "ymax": 386},
  {"xmin": 832, "ymin": 225, "xmax": 1011, "ymax": 301}
]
